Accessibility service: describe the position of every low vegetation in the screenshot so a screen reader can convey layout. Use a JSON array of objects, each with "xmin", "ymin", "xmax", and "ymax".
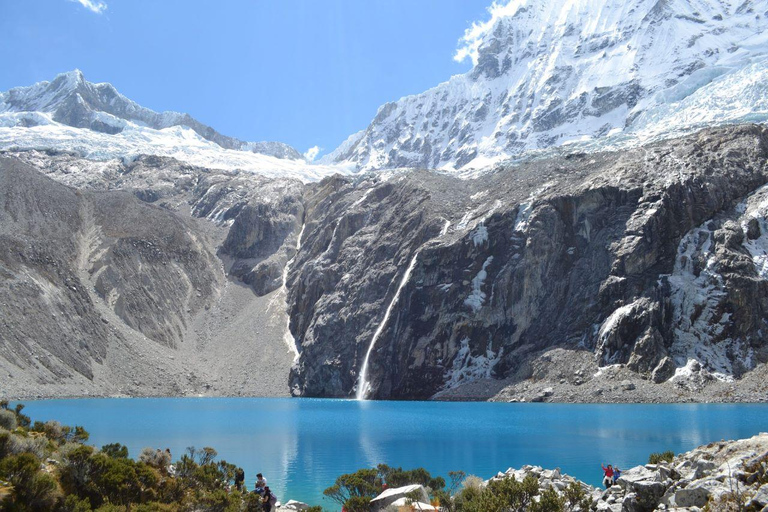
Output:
[
  {"xmin": 322, "ymin": 464, "xmax": 593, "ymax": 512},
  {"xmin": 647, "ymin": 451, "xmax": 675, "ymax": 464},
  {"xmin": 0, "ymin": 401, "xmax": 253, "ymax": 511}
]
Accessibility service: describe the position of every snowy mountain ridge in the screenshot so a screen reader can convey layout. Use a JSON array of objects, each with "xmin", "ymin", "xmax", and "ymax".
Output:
[
  {"xmin": 0, "ymin": 70, "xmax": 352, "ymax": 181},
  {"xmin": 0, "ymin": 69, "xmax": 304, "ymax": 160},
  {"xmin": 322, "ymin": 0, "xmax": 768, "ymax": 172}
]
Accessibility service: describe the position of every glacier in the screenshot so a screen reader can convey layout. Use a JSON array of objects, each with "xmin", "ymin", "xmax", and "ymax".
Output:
[{"xmin": 323, "ymin": 0, "xmax": 768, "ymax": 173}]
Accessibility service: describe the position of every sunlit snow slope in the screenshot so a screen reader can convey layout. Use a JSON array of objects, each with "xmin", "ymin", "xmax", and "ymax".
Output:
[
  {"xmin": 323, "ymin": 0, "xmax": 768, "ymax": 173},
  {"xmin": 0, "ymin": 70, "xmax": 350, "ymax": 181}
]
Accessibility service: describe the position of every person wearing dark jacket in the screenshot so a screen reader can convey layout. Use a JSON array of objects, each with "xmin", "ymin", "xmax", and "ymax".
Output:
[{"xmin": 261, "ymin": 486, "xmax": 277, "ymax": 512}]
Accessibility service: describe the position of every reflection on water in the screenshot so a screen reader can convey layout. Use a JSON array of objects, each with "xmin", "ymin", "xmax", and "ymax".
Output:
[{"xmin": 17, "ymin": 399, "xmax": 768, "ymax": 507}]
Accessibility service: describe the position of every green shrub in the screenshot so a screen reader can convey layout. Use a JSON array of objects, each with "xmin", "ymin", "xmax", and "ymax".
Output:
[
  {"xmin": 377, "ymin": 464, "xmax": 445, "ymax": 491},
  {"xmin": 61, "ymin": 494, "xmax": 93, "ymax": 512},
  {"xmin": 530, "ymin": 487, "xmax": 566, "ymax": 512},
  {"xmin": 323, "ymin": 467, "xmax": 380, "ymax": 508},
  {"xmin": 563, "ymin": 481, "xmax": 593, "ymax": 512},
  {"xmin": 0, "ymin": 452, "xmax": 61, "ymax": 510},
  {"xmin": 648, "ymin": 451, "xmax": 675, "ymax": 464},
  {"xmin": 0, "ymin": 410, "xmax": 17, "ymax": 431},
  {"xmin": 0, "ymin": 429, "xmax": 49, "ymax": 459},
  {"xmin": 101, "ymin": 443, "xmax": 129, "ymax": 459}
]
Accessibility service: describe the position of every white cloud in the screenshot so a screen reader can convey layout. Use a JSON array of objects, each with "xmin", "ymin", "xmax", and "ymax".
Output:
[
  {"xmin": 69, "ymin": 0, "xmax": 108, "ymax": 14},
  {"xmin": 304, "ymin": 145, "xmax": 321, "ymax": 163},
  {"xmin": 454, "ymin": 0, "xmax": 520, "ymax": 65}
]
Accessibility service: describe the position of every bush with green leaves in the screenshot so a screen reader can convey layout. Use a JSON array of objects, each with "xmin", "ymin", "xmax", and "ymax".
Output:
[
  {"xmin": 0, "ymin": 403, "xmax": 252, "ymax": 511},
  {"xmin": 648, "ymin": 451, "xmax": 675, "ymax": 464},
  {"xmin": 0, "ymin": 409, "xmax": 17, "ymax": 431},
  {"xmin": 0, "ymin": 452, "xmax": 60, "ymax": 510}
]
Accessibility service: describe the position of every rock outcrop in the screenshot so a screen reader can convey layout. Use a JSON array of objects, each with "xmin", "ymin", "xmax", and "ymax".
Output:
[{"xmin": 480, "ymin": 433, "xmax": 768, "ymax": 512}]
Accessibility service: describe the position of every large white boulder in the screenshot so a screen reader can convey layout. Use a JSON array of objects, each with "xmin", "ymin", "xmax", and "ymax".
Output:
[
  {"xmin": 385, "ymin": 497, "xmax": 437, "ymax": 511},
  {"xmin": 279, "ymin": 500, "xmax": 311, "ymax": 511},
  {"xmin": 370, "ymin": 484, "xmax": 430, "ymax": 512}
]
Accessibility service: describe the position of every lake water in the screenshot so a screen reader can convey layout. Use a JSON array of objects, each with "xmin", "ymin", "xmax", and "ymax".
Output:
[{"xmin": 16, "ymin": 398, "xmax": 768, "ymax": 508}]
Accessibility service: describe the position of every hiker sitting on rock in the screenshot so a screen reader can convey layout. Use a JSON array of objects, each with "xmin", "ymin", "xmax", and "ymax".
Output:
[
  {"xmin": 601, "ymin": 464, "xmax": 614, "ymax": 488},
  {"xmin": 612, "ymin": 466, "xmax": 622, "ymax": 484},
  {"xmin": 254, "ymin": 473, "xmax": 267, "ymax": 495}
]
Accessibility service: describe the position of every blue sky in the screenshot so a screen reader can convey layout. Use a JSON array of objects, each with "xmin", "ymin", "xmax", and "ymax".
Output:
[{"xmin": 0, "ymin": 0, "xmax": 492, "ymax": 158}]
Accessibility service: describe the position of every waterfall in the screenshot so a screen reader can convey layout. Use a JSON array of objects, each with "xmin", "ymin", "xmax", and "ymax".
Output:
[
  {"xmin": 356, "ymin": 250, "xmax": 421, "ymax": 400},
  {"xmin": 282, "ymin": 223, "xmax": 306, "ymax": 361}
]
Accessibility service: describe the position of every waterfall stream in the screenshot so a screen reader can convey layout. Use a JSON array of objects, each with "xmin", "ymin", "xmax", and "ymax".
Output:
[
  {"xmin": 282, "ymin": 223, "xmax": 306, "ymax": 361},
  {"xmin": 356, "ymin": 250, "xmax": 422, "ymax": 400}
]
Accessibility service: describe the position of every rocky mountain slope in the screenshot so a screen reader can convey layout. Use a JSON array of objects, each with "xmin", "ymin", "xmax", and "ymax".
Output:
[
  {"xmin": 289, "ymin": 124, "xmax": 768, "ymax": 400},
  {"xmin": 3, "ymin": 124, "xmax": 768, "ymax": 401},
  {"xmin": 0, "ymin": 152, "xmax": 307, "ymax": 398},
  {"xmin": 323, "ymin": 0, "xmax": 768, "ymax": 173}
]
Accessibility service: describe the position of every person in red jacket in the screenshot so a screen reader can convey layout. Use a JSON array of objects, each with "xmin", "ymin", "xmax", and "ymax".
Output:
[{"xmin": 601, "ymin": 464, "xmax": 614, "ymax": 488}]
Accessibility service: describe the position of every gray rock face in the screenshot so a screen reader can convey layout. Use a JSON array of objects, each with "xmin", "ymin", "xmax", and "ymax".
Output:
[
  {"xmin": 3, "ymin": 125, "xmax": 768, "ymax": 402},
  {"xmin": 0, "ymin": 156, "xmax": 218, "ymax": 378},
  {"xmin": 290, "ymin": 124, "xmax": 768, "ymax": 399},
  {"xmin": 0, "ymin": 70, "xmax": 303, "ymax": 160},
  {"xmin": 0, "ymin": 151, "xmax": 303, "ymax": 398}
]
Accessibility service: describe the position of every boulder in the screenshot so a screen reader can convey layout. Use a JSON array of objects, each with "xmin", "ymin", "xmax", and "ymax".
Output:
[
  {"xmin": 370, "ymin": 484, "xmax": 429, "ymax": 511},
  {"xmin": 651, "ymin": 357, "xmax": 676, "ymax": 383},
  {"xmin": 692, "ymin": 460, "xmax": 716, "ymax": 479},
  {"xmin": 620, "ymin": 380, "xmax": 636, "ymax": 391},
  {"xmin": 280, "ymin": 500, "xmax": 311, "ymax": 511},
  {"xmin": 671, "ymin": 486, "xmax": 710, "ymax": 508},
  {"xmin": 749, "ymin": 483, "xmax": 768, "ymax": 508},
  {"xmin": 384, "ymin": 497, "xmax": 437, "ymax": 511},
  {"xmin": 617, "ymin": 466, "xmax": 657, "ymax": 490},
  {"xmin": 621, "ymin": 492, "xmax": 643, "ymax": 512},
  {"xmin": 631, "ymin": 480, "xmax": 666, "ymax": 511}
]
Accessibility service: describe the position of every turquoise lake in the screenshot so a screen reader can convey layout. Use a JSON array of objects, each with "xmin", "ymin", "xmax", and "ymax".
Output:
[{"xmin": 16, "ymin": 398, "xmax": 768, "ymax": 508}]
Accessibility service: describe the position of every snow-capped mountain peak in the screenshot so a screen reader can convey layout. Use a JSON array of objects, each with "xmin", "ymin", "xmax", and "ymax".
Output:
[
  {"xmin": 326, "ymin": 0, "xmax": 768, "ymax": 173},
  {"xmin": 0, "ymin": 71, "xmax": 354, "ymax": 181},
  {"xmin": 0, "ymin": 69, "xmax": 305, "ymax": 161}
]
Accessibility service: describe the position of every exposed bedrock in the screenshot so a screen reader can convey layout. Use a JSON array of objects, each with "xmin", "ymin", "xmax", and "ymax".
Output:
[{"xmin": 289, "ymin": 125, "xmax": 768, "ymax": 399}]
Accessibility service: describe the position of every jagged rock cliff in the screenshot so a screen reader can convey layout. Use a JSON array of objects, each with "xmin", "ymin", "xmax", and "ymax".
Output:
[
  {"xmin": 289, "ymin": 125, "xmax": 768, "ymax": 399},
  {"xmin": 2, "ymin": 125, "xmax": 768, "ymax": 401}
]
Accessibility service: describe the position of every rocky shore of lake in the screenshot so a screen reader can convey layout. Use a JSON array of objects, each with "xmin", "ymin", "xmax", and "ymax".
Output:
[
  {"xmin": 434, "ymin": 348, "xmax": 768, "ymax": 404},
  {"xmin": 479, "ymin": 432, "xmax": 768, "ymax": 512}
]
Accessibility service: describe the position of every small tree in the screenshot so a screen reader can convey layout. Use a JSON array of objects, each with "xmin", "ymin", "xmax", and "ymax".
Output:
[
  {"xmin": 563, "ymin": 481, "xmax": 593, "ymax": 512},
  {"xmin": 102, "ymin": 443, "xmax": 129, "ymax": 459},
  {"xmin": 529, "ymin": 488, "xmax": 565, "ymax": 512},
  {"xmin": 323, "ymin": 468, "xmax": 380, "ymax": 509}
]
